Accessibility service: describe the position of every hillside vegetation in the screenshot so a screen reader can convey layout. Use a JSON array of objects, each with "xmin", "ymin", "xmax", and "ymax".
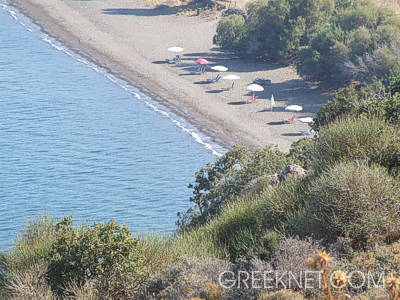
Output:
[{"xmin": 214, "ymin": 0, "xmax": 400, "ymax": 84}]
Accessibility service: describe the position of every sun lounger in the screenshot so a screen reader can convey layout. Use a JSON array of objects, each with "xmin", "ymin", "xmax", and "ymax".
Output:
[
  {"xmin": 282, "ymin": 114, "xmax": 296, "ymax": 123},
  {"xmin": 300, "ymin": 129, "xmax": 315, "ymax": 135},
  {"xmin": 206, "ymin": 74, "xmax": 221, "ymax": 83},
  {"xmin": 166, "ymin": 55, "xmax": 181, "ymax": 64},
  {"xmin": 253, "ymin": 78, "xmax": 272, "ymax": 86},
  {"xmin": 246, "ymin": 94, "xmax": 258, "ymax": 103}
]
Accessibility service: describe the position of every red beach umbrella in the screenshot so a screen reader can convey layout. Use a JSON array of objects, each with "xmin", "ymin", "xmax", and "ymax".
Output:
[{"xmin": 195, "ymin": 58, "xmax": 209, "ymax": 65}]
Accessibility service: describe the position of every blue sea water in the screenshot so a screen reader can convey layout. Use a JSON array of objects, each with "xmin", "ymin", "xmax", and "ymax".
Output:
[{"xmin": 0, "ymin": 2, "xmax": 223, "ymax": 249}]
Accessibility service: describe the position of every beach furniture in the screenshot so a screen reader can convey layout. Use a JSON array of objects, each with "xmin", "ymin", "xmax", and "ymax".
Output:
[
  {"xmin": 246, "ymin": 94, "xmax": 258, "ymax": 103},
  {"xmin": 253, "ymin": 78, "xmax": 271, "ymax": 86},
  {"xmin": 300, "ymin": 129, "xmax": 315, "ymax": 135},
  {"xmin": 206, "ymin": 74, "xmax": 221, "ymax": 83},
  {"xmin": 282, "ymin": 114, "xmax": 296, "ymax": 123},
  {"xmin": 166, "ymin": 55, "xmax": 181, "ymax": 64},
  {"xmin": 223, "ymin": 74, "xmax": 240, "ymax": 90},
  {"xmin": 246, "ymin": 83, "xmax": 263, "ymax": 103}
]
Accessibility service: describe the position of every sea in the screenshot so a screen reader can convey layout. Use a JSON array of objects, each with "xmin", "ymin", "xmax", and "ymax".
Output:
[{"xmin": 0, "ymin": 1, "xmax": 224, "ymax": 250}]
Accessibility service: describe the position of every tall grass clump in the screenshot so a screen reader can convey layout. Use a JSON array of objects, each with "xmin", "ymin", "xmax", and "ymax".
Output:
[
  {"xmin": 201, "ymin": 178, "xmax": 308, "ymax": 260},
  {"xmin": 305, "ymin": 160, "xmax": 400, "ymax": 248},
  {"xmin": 0, "ymin": 216, "xmax": 55, "ymax": 280},
  {"xmin": 313, "ymin": 116, "xmax": 400, "ymax": 174}
]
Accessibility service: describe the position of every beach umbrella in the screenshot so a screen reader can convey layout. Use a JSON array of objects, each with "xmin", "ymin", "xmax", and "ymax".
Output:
[
  {"xmin": 246, "ymin": 84, "xmax": 264, "ymax": 101},
  {"xmin": 223, "ymin": 74, "xmax": 240, "ymax": 89},
  {"xmin": 299, "ymin": 117, "xmax": 313, "ymax": 123},
  {"xmin": 211, "ymin": 65, "xmax": 228, "ymax": 72},
  {"xmin": 246, "ymin": 84, "xmax": 264, "ymax": 92},
  {"xmin": 270, "ymin": 94, "xmax": 275, "ymax": 111},
  {"xmin": 285, "ymin": 105, "xmax": 303, "ymax": 112},
  {"xmin": 196, "ymin": 58, "xmax": 209, "ymax": 65},
  {"xmin": 168, "ymin": 47, "xmax": 183, "ymax": 53},
  {"xmin": 196, "ymin": 59, "xmax": 210, "ymax": 74}
]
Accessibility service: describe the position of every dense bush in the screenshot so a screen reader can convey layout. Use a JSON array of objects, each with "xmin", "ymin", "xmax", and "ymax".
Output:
[
  {"xmin": 286, "ymin": 137, "xmax": 315, "ymax": 169},
  {"xmin": 305, "ymin": 161, "xmax": 400, "ymax": 248},
  {"xmin": 214, "ymin": 0, "xmax": 400, "ymax": 83},
  {"xmin": 178, "ymin": 146, "xmax": 288, "ymax": 231},
  {"xmin": 313, "ymin": 79, "xmax": 400, "ymax": 130},
  {"xmin": 213, "ymin": 15, "xmax": 247, "ymax": 51},
  {"xmin": 203, "ymin": 178, "xmax": 307, "ymax": 260},
  {"xmin": 298, "ymin": 1, "xmax": 400, "ymax": 82},
  {"xmin": 47, "ymin": 217, "xmax": 148, "ymax": 297},
  {"xmin": 214, "ymin": 0, "xmax": 334, "ymax": 58},
  {"xmin": 313, "ymin": 117, "xmax": 400, "ymax": 174}
]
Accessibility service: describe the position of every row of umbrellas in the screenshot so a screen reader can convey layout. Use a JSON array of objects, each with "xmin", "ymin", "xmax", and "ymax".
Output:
[{"xmin": 168, "ymin": 47, "xmax": 312, "ymax": 123}]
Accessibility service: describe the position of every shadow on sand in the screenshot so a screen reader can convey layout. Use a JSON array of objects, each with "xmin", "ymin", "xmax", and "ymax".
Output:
[{"xmin": 281, "ymin": 132, "xmax": 303, "ymax": 137}]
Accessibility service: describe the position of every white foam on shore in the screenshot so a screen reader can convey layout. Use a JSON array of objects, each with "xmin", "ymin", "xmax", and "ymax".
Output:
[{"xmin": 1, "ymin": 1, "xmax": 225, "ymax": 157}]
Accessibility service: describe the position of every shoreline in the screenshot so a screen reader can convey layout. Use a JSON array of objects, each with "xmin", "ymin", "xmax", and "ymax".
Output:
[
  {"xmin": 7, "ymin": 0, "xmax": 330, "ymax": 152},
  {"xmin": 7, "ymin": 0, "xmax": 241, "ymax": 151}
]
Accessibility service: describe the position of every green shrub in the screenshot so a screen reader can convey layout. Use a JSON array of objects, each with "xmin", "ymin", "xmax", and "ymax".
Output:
[
  {"xmin": 313, "ymin": 81, "xmax": 400, "ymax": 131},
  {"xmin": 298, "ymin": 0, "xmax": 400, "ymax": 83},
  {"xmin": 213, "ymin": 15, "xmax": 247, "ymax": 51},
  {"xmin": 313, "ymin": 117, "xmax": 400, "ymax": 174},
  {"xmin": 179, "ymin": 146, "xmax": 288, "ymax": 231},
  {"xmin": 286, "ymin": 137, "xmax": 315, "ymax": 170},
  {"xmin": 204, "ymin": 179, "xmax": 307, "ymax": 260},
  {"xmin": 306, "ymin": 161, "xmax": 400, "ymax": 248},
  {"xmin": 47, "ymin": 216, "xmax": 148, "ymax": 298}
]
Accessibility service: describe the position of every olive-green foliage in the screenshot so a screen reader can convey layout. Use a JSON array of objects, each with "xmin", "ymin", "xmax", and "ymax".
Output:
[
  {"xmin": 214, "ymin": 0, "xmax": 400, "ymax": 83},
  {"xmin": 0, "ymin": 217, "xmax": 55, "ymax": 298},
  {"xmin": 47, "ymin": 216, "xmax": 148, "ymax": 298},
  {"xmin": 298, "ymin": 0, "xmax": 400, "ymax": 82},
  {"xmin": 313, "ymin": 117, "xmax": 400, "ymax": 175},
  {"xmin": 286, "ymin": 137, "xmax": 315, "ymax": 169},
  {"xmin": 313, "ymin": 79, "xmax": 400, "ymax": 130},
  {"xmin": 214, "ymin": 0, "xmax": 333, "ymax": 58},
  {"xmin": 205, "ymin": 179, "xmax": 307, "ymax": 260},
  {"xmin": 178, "ymin": 146, "xmax": 288, "ymax": 231},
  {"xmin": 213, "ymin": 15, "xmax": 247, "ymax": 51},
  {"xmin": 306, "ymin": 161, "xmax": 400, "ymax": 248}
]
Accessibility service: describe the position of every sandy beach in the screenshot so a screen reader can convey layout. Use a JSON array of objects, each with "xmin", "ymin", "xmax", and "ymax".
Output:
[{"xmin": 8, "ymin": 0, "xmax": 331, "ymax": 152}]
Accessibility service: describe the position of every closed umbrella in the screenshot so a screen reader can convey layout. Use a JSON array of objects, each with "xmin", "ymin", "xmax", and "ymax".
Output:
[{"xmin": 270, "ymin": 94, "xmax": 275, "ymax": 111}]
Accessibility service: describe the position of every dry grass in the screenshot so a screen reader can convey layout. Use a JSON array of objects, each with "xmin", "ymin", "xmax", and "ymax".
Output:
[{"xmin": 375, "ymin": 0, "xmax": 400, "ymax": 15}]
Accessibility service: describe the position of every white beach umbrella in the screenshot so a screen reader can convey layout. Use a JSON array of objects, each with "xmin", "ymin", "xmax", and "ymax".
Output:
[
  {"xmin": 285, "ymin": 105, "xmax": 303, "ymax": 112},
  {"xmin": 223, "ymin": 74, "xmax": 240, "ymax": 89},
  {"xmin": 223, "ymin": 74, "xmax": 240, "ymax": 80},
  {"xmin": 299, "ymin": 117, "xmax": 313, "ymax": 123},
  {"xmin": 211, "ymin": 65, "xmax": 228, "ymax": 72},
  {"xmin": 168, "ymin": 47, "xmax": 184, "ymax": 53},
  {"xmin": 246, "ymin": 84, "xmax": 264, "ymax": 92}
]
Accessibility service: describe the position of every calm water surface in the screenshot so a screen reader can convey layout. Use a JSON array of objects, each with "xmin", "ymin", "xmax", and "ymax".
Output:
[{"xmin": 0, "ymin": 2, "xmax": 222, "ymax": 249}]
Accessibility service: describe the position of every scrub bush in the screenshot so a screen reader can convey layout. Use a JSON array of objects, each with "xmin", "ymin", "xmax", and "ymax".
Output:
[
  {"xmin": 313, "ymin": 117, "xmax": 400, "ymax": 174},
  {"xmin": 47, "ymin": 216, "xmax": 148, "ymax": 298},
  {"xmin": 306, "ymin": 161, "xmax": 400, "ymax": 248}
]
